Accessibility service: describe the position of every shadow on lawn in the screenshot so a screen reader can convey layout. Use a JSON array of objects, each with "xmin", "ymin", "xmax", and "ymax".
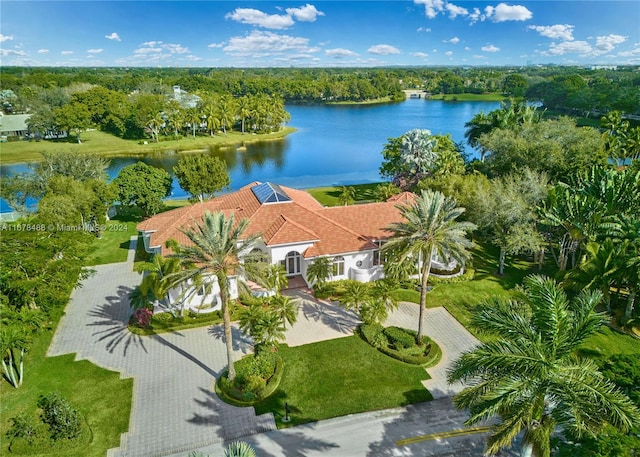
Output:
[{"xmin": 87, "ymin": 285, "xmax": 149, "ymax": 356}]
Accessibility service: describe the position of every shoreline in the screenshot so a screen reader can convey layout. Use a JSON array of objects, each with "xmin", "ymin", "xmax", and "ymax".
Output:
[{"xmin": 0, "ymin": 127, "xmax": 297, "ymax": 166}]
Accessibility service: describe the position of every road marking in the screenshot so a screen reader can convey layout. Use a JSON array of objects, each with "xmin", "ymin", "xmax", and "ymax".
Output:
[{"xmin": 396, "ymin": 425, "xmax": 492, "ymax": 446}]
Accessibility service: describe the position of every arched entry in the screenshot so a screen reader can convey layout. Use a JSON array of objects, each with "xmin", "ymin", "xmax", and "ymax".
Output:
[{"xmin": 281, "ymin": 251, "xmax": 301, "ymax": 276}]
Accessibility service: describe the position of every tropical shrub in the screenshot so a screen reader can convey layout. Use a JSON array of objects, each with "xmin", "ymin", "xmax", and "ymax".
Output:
[
  {"xmin": 218, "ymin": 352, "xmax": 284, "ymax": 404},
  {"xmin": 5, "ymin": 415, "xmax": 38, "ymax": 444},
  {"xmin": 37, "ymin": 393, "xmax": 83, "ymax": 441}
]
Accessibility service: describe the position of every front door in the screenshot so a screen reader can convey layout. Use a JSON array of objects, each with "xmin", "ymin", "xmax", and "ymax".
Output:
[{"xmin": 281, "ymin": 251, "xmax": 301, "ymax": 276}]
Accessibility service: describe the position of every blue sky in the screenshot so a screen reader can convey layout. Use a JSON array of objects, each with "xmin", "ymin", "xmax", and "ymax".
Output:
[{"xmin": 1, "ymin": 1, "xmax": 639, "ymax": 67}]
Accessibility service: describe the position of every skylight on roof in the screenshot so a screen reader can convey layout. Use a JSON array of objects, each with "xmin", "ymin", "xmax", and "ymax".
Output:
[{"xmin": 251, "ymin": 182, "xmax": 292, "ymax": 204}]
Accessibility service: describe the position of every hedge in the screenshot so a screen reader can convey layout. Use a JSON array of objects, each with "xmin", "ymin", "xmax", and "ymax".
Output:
[
  {"xmin": 216, "ymin": 354, "xmax": 284, "ymax": 406},
  {"xmin": 358, "ymin": 324, "xmax": 442, "ymax": 367}
]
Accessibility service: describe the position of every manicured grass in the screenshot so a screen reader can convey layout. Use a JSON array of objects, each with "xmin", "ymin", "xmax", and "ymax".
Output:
[
  {"xmin": 253, "ymin": 335, "xmax": 432, "ymax": 428},
  {"xmin": 1, "ymin": 127, "xmax": 296, "ymax": 164},
  {"xmin": 84, "ymin": 201, "xmax": 190, "ymax": 266},
  {"xmin": 579, "ymin": 326, "xmax": 640, "ymax": 359},
  {"xmin": 307, "ymin": 182, "xmax": 385, "ymax": 207},
  {"xmin": 0, "ymin": 314, "xmax": 133, "ymax": 456}
]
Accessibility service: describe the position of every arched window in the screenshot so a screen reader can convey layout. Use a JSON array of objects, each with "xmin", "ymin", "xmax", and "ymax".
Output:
[
  {"xmin": 281, "ymin": 251, "xmax": 301, "ymax": 275},
  {"xmin": 332, "ymin": 256, "xmax": 345, "ymax": 276}
]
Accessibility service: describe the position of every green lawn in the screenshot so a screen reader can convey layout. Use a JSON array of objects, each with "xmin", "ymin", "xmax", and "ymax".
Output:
[
  {"xmin": 0, "ymin": 315, "xmax": 133, "ymax": 456},
  {"xmin": 307, "ymin": 182, "xmax": 385, "ymax": 206},
  {"xmin": 254, "ymin": 336, "xmax": 432, "ymax": 428},
  {"xmin": 1, "ymin": 127, "xmax": 296, "ymax": 164}
]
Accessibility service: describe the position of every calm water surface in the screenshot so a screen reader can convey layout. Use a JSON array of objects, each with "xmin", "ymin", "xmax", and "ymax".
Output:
[{"xmin": 1, "ymin": 99, "xmax": 499, "ymax": 210}]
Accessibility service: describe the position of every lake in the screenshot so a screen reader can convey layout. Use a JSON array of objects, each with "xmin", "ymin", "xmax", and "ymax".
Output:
[{"xmin": 1, "ymin": 98, "xmax": 499, "ymax": 211}]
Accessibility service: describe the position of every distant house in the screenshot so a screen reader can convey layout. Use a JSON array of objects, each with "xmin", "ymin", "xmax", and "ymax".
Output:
[
  {"xmin": 0, "ymin": 114, "xmax": 30, "ymax": 139},
  {"xmin": 137, "ymin": 182, "xmax": 421, "ymax": 309},
  {"xmin": 172, "ymin": 85, "xmax": 201, "ymax": 109}
]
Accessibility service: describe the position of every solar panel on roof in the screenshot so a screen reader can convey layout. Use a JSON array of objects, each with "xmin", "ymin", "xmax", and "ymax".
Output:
[{"xmin": 251, "ymin": 182, "xmax": 292, "ymax": 204}]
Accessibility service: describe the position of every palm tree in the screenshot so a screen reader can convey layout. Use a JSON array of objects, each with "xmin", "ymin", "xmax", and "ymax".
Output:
[
  {"xmin": 464, "ymin": 111, "xmax": 492, "ymax": 161},
  {"xmin": 341, "ymin": 281, "xmax": 370, "ymax": 313},
  {"xmin": 269, "ymin": 294, "xmax": 298, "ymax": 329},
  {"xmin": 447, "ymin": 275, "xmax": 640, "ymax": 457},
  {"xmin": 166, "ymin": 211, "xmax": 263, "ymax": 381},
  {"xmin": 338, "ymin": 186, "xmax": 356, "ymax": 206},
  {"xmin": 382, "ymin": 190, "xmax": 476, "ymax": 343},
  {"xmin": 306, "ymin": 256, "xmax": 332, "ymax": 289},
  {"xmin": 134, "ymin": 255, "xmax": 181, "ymax": 316},
  {"xmin": 237, "ymin": 96, "xmax": 250, "ymax": 134},
  {"xmin": 400, "ymin": 129, "xmax": 438, "ymax": 175}
]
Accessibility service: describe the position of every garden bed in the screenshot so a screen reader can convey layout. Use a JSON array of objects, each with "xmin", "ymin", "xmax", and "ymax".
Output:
[
  {"xmin": 216, "ymin": 352, "xmax": 284, "ymax": 406},
  {"xmin": 359, "ymin": 324, "xmax": 442, "ymax": 367}
]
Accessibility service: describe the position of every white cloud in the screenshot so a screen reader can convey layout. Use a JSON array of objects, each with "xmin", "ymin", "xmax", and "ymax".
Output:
[
  {"xmin": 325, "ymin": 48, "xmax": 359, "ymax": 58},
  {"xmin": 0, "ymin": 34, "xmax": 14, "ymax": 42},
  {"xmin": 285, "ymin": 4, "xmax": 324, "ymax": 22},
  {"xmin": 367, "ymin": 44, "xmax": 401, "ymax": 55},
  {"xmin": 184, "ymin": 55, "xmax": 203, "ymax": 62},
  {"xmin": 61, "ymin": 50, "xmax": 74, "ymax": 55},
  {"xmin": 87, "ymin": 49, "xmax": 103, "ymax": 54},
  {"xmin": 464, "ymin": 46, "xmax": 471, "ymax": 51},
  {"xmin": 411, "ymin": 52, "xmax": 429, "ymax": 58},
  {"xmin": 417, "ymin": 27, "xmax": 431, "ymax": 32},
  {"xmin": 224, "ymin": 30, "xmax": 316, "ymax": 57},
  {"xmin": 135, "ymin": 41, "xmax": 189, "ymax": 55},
  {"xmin": 0, "ymin": 49, "xmax": 27, "ymax": 57},
  {"xmin": 541, "ymin": 40, "xmax": 592, "ymax": 56},
  {"xmin": 415, "ymin": 1, "xmax": 530, "ymax": 23},
  {"xmin": 226, "ymin": 8, "xmax": 294, "ymax": 29},
  {"xmin": 208, "ymin": 42, "xmax": 224, "ymax": 48},
  {"xmin": 481, "ymin": 44, "xmax": 500, "ymax": 52},
  {"xmin": 595, "ymin": 34, "xmax": 626, "ymax": 52},
  {"xmin": 617, "ymin": 44, "xmax": 640, "ymax": 57},
  {"xmin": 489, "ymin": 3, "xmax": 532, "ymax": 22},
  {"xmin": 38, "ymin": 49, "xmax": 49, "ymax": 54},
  {"xmin": 445, "ymin": 37, "xmax": 460, "ymax": 44},
  {"xmin": 445, "ymin": 3, "xmax": 468, "ymax": 19},
  {"xmin": 528, "ymin": 24, "xmax": 574, "ymax": 41},
  {"xmin": 445, "ymin": 51, "xmax": 453, "ymax": 56},
  {"xmin": 415, "ymin": 0, "xmax": 445, "ymax": 19},
  {"xmin": 105, "ymin": 32, "xmax": 121, "ymax": 41}
]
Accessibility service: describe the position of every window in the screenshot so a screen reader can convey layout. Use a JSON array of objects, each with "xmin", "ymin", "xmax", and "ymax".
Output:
[
  {"xmin": 332, "ymin": 256, "xmax": 345, "ymax": 276},
  {"xmin": 373, "ymin": 241, "xmax": 385, "ymax": 266}
]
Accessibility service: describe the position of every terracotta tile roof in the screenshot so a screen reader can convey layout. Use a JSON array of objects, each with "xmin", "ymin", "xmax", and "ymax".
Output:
[
  {"xmin": 263, "ymin": 215, "xmax": 320, "ymax": 245},
  {"xmin": 137, "ymin": 183, "xmax": 410, "ymax": 257},
  {"xmin": 319, "ymin": 193, "xmax": 415, "ymax": 241}
]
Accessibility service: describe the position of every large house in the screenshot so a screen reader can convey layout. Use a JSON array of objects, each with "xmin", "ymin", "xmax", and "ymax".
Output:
[{"xmin": 137, "ymin": 182, "xmax": 416, "ymax": 309}]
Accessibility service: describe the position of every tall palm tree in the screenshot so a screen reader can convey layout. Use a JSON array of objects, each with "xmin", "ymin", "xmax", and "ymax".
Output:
[
  {"xmin": 464, "ymin": 111, "xmax": 492, "ymax": 162},
  {"xmin": 447, "ymin": 275, "xmax": 640, "ymax": 457},
  {"xmin": 134, "ymin": 255, "xmax": 181, "ymax": 316},
  {"xmin": 382, "ymin": 190, "xmax": 476, "ymax": 343},
  {"xmin": 236, "ymin": 96, "xmax": 250, "ymax": 134},
  {"xmin": 167, "ymin": 211, "xmax": 263, "ymax": 381}
]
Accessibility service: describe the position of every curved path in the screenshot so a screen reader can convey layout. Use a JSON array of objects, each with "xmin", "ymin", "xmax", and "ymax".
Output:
[{"xmin": 48, "ymin": 238, "xmax": 480, "ymax": 456}]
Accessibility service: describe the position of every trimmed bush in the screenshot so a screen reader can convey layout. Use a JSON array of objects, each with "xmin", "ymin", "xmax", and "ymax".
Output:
[
  {"xmin": 358, "ymin": 325, "xmax": 443, "ymax": 367},
  {"xmin": 383, "ymin": 326, "xmax": 415, "ymax": 349},
  {"xmin": 217, "ymin": 353, "xmax": 284, "ymax": 405}
]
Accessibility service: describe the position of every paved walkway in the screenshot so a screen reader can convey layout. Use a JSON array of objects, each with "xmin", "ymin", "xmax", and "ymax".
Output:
[
  {"xmin": 48, "ymin": 238, "xmax": 276, "ymax": 457},
  {"xmin": 48, "ymin": 239, "xmax": 480, "ymax": 456}
]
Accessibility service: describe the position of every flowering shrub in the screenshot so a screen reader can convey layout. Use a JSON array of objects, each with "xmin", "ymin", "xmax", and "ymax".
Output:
[{"xmin": 133, "ymin": 308, "xmax": 153, "ymax": 327}]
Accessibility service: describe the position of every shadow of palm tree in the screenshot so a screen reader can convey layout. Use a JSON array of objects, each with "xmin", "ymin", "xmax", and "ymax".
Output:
[
  {"xmin": 87, "ymin": 285, "xmax": 148, "ymax": 356},
  {"xmin": 298, "ymin": 299, "xmax": 360, "ymax": 334},
  {"xmin": 251, "ymin": 429, "xmax": 340, "ymax": 457},
  {"xmin": 188, "ymin": 387, "xmax": 275, "ymax": 436},
  {"xmin": 151, "ymin": 334, "xmax": 219, "ymax": 377},
  {"xmin": 207, "ymin": 324, "xmax": 254, "ymax": 354},
  {"xmin": 365, "ymin": 398, "xmax": 503, "ymax": 457}
]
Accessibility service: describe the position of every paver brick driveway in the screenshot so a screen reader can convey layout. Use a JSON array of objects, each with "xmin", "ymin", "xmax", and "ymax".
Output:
[{"xmin": 48, "ymin": 238, "xmax": 479, "ymax": 456}]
